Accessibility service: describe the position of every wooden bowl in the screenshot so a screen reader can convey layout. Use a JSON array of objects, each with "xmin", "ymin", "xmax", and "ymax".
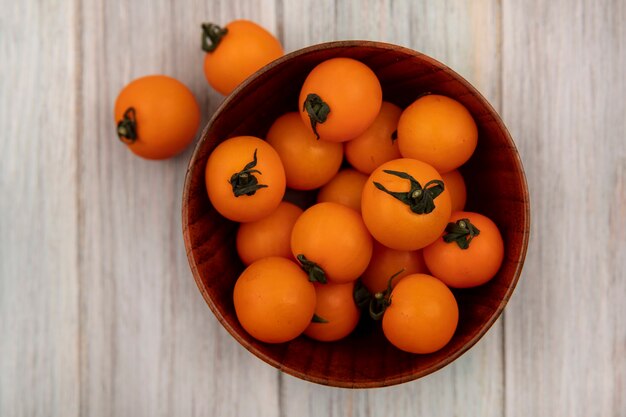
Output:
[{"xmin": 182, "ymin": 41, "xmax": 530, "ymax": 388}]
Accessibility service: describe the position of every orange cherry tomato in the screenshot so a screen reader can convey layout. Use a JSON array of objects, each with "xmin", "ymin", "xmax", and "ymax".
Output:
[
  {"xmin": 291, "ymin": 202, "xmax": 373, "ymax": 284},
  {"xmin": 397, "ymin": 94, "xmax": 477, "ymax": 173},
  {"xmin": 361, "ymin": 158, "xmax": 452, "ymax": 250},
  {"xmin": 299, "ymin": 58, "xmax": 382, "ymax": 142},
  {"xmin": 423, "ymin": 211, "xmax": 504, "ymax": 288},
  {"xmin": 202, "ymin": 20, "xmax": 283, "ymax": 95},
  {"xmin": 205, "ymin": 136, "xmax": 286, "ymax": 222},
  {"xmin": 266, "ymin": 112, "xmax": 343, "ymax": 190},
  {"xmin": 360, "ymin": 241, "xmax": 429, "ymax": 294},
  {"xmin": 233, "ymin": 257, "xmax": 316, "ymax": 343},
  {"xmin": 441, "ymin": 169, "xmax": 467, "ymax": 212},
  {"xmin": 114, "ymin": 75, "xmax": 200, "ymax": 159},
  {"xmin": 344, "ymin": 101, "xmax": 402, "ymax": 174},
  {"xmin": 316, "ymin": 169, "xmax": 368, "ymax": 213},
  {"xmin": 382, "ymin": 274, "xmax": 458, "ymax": 354},
  {"xmin": 304, "ymin": 282, "xmax": 360, "ymax": 342},
  {"xmin": 236, "ymin": 201, "xmax": 303, "ymax": 265}
]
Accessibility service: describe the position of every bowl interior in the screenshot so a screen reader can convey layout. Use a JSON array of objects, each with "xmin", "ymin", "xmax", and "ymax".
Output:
[{"xmin": 183, "ymin": 41, "xmax": 529, "ymax": 388}]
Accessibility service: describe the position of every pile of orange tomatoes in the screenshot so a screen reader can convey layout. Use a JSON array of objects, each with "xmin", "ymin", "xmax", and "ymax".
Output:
[{"xmin": 205, "ymin": 56, "xmax": 504, "ymax": 355}]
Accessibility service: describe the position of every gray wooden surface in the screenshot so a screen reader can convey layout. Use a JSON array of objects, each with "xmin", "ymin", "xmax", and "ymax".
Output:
[{"xmin": 0, "ymin": 0, "xmax": 624, "ymax": 416}]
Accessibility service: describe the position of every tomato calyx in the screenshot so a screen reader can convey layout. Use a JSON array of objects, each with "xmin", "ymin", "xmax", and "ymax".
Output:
[
  {"xmin": 201, "ymin": 22, "xmax": 228, "ymax": 52},
  {"xmin": 353, "ymin": 271, "xmax": 404, "ymax": 320},
  {"xmin": 443, "ymin": 218, "xmax": 481, "ymax": 249},
  {"xmin": 228, "ymin": 149, "xmax": 269, "ymax": 197},
  {"xmin": 116, "ymin": 107, "xmax": 138, "ymax": 143},
  {"xmin": 303, "ymin": 93, "xmax": 330, "ymax": 139},
  {"xmin": 296, "ymin": 254, "xmax": 327, "ymax": 284},
  {"xmin": 311, "ymin": 313, "xmax": 329, "ymax": 323},
  {"xmin": 373, "ymin": 170, "xmax": 445, "ymax": 214},
  {"xmin": 368, "ymin": 269, "xmax": 404, "ymax": 320}
]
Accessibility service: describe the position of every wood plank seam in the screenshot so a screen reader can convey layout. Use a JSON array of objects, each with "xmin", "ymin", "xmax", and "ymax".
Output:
[{"xmin": 75, "ymin": 0, "xmax": 85, "ymax": 415}]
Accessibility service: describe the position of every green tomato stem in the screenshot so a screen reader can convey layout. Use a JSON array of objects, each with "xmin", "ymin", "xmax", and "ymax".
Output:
[
  {"xmin": 302, "ymin": 93, "xmax": 330, "ymax": 139},
  {"xmin": 228, "ymin": 149, "xmax": 268, "ymax": 197},
  {"xmin": 373, "ymin": 170, "xmax": 445, "ymax": 214},
  {"xmin": 443, "ymin": 218, "xmax": 481, "ymax": 249},
  {"xmin": 201, "ymin": 23, "xmax": 228, "ymax": 52},
  {"xmin": 116, "ymin": 107, "xmax": 137, "ymax": 144}
]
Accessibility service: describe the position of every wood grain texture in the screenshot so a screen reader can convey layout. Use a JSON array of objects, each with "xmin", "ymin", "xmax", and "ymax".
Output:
[
  {"xmin": 502, "ymin": 0, "xmax": 626, "ymax": 416},
  {"xmin": 0, "ymin": 1, "xmax": 80, "ymax": 416},
  {"xmin": 78, "ymin": 0, "xmax": 279, "ymax": 416},
  {"xmin": 1, "ymin": 0, "xmax": 625, "ymax": 415}
]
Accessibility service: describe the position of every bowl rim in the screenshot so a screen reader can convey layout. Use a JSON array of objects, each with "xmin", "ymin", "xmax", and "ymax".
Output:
[{"xmin": 182, "ymin": 40, "xmax": 531, "ymax": 388}]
